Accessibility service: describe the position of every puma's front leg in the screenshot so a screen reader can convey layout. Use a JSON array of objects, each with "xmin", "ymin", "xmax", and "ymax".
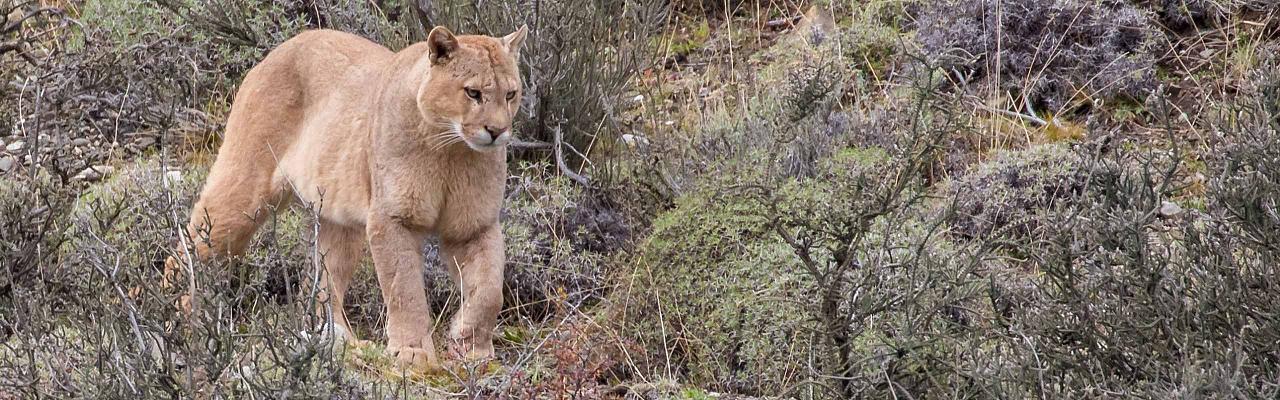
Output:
[
  {"xmin": 440, "ymin": 224, "xmax": 504, "ymax": 360},
  {"xmin": 366, "ymin": 213, "xmax": 440, "ymax": 371}
]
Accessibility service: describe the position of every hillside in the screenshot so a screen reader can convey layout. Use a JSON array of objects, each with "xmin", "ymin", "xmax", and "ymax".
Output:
[{"xmin": 2, "ymin": 0, "xmax": 1279, "ymax": 398}]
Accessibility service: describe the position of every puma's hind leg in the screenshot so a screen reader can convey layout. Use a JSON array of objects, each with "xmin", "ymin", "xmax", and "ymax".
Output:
[
  {"xmin": 315, "ymin": 221, "xmax": 367, "ymax": 344},
  {"xmin": 163, "ymin": 61, "xmax": 303, "ymax": 295},
  {"xmin": 162, "ymin": 153, "xmax": 291, "ymax": 310}
]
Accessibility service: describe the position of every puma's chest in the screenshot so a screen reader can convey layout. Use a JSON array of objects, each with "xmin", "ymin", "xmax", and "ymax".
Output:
[{"xmin": 378, "ymin": 159, "xmax": 505, "ymax": 240}]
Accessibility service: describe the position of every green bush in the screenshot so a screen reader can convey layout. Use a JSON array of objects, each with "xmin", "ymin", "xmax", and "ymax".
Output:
[
  {"xmin": 612, "ymin": 168, "xmax": 818, "ymax": 394},
  {"xmin": 946, "ymin": 143, "xmax": 1091, "ymax": 248},
  {"xmin": 613, "ymin": 145, "xmax": 991, "ymax": 397}
]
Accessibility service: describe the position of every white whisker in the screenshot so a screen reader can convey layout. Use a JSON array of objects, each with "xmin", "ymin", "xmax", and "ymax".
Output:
[{"xmin": 417, "ymin": 119, "xmax": 468, "ymax": 152}]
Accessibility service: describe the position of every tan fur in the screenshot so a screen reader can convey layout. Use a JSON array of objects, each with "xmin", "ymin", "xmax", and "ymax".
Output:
[{"xmin": 169, "ymin": 26, "xmax": 528, "ymax": 371}]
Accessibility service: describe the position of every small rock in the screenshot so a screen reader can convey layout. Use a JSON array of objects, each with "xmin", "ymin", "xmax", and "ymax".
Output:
[
  {"xmin": 0, "ymin": 156, "xmax": 14, "ymax": 172},
  {"xmin": 74, "ymin": 165, "xmax": 115, "ymax": 182},
  {"xmin": 71, "ymin": 138, "xmax": 90, "ymax": 147},
  {"xmin": 135, "ymin": 136, "xmax": 157, "ymax": 148},
  {"xmin": 6, "ymin": 9, "xmax": 23, "ymax": 26},
  {"xmin": 6, "ymin": 141, "xmax": 24, "ymax": 152},
  {"xmin": 1159, "ymin": 201, "xmax": 1183, "ymax": 217},
  {"xmin": 621, "ymin": 133, "xmax": 650, "ymax": 147},
  {"xmin": 164, "ymin": 170, "xmax": 183, "ymax": 184}
]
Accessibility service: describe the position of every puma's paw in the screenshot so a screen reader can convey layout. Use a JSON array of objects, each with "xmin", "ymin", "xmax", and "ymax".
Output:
[
  {"xmin": 388, "ymin": 345, "xmax": 442, "ymax": 373},
  {"xmin": 319, "ymin": 323, "xmax": 371, "ymax": 350},
  {"xmin": 447, "ymin": 326, "xmax": 495, "ymax": 361},
  {"xmin": 446, "ymin": 337, "xmax": 495, "ymax": 362}
]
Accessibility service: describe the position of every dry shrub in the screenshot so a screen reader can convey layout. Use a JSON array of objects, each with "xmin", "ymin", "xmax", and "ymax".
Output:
[
  {"xmin": 916, "ymin": 0, "xmax": 1158, "ymax": 113},
  {"xmin": 1149, "ymin": 0, "xmax": 1278, "ymax": 32},
  {"xmin": 2, "ymin": 0, "xmax": 414, "ymax": 178},
  {"xmin": 975, "ymin": 75, "xmax": 1280, "ymax": 396},
  {"xmin": 1003, "ymin": 143, "xmax": 1280, "ymax": 396},
  {"xmin": 667, "ymin": 0, "xmax": 804, "ymax": 17},
  {"xmin": 0, "ymin": 172, "xmax": 73, "ymax": 339}
]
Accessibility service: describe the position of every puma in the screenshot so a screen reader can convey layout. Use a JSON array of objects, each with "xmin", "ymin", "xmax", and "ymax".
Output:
[{"xmin": 170, "ymin": 25, "xmax": 527, "ymax": 370}]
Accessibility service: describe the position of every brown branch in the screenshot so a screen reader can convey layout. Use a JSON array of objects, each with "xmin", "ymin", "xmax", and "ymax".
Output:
[
  {"xmin": 412, "ymin": 0, "xmax": 433, "ymax": 32},
  {"xmin": 509, "ymin": 139, "xmax": 553, "ymax": 150},
  {"xmin": 2, "ymin": 6, "xmax": 63, "ymax": 34},
  {"xmin": 764, "ymin": 15, "xmax": 803, "ymax": 29},
  {"xmin": 552, "ymin": 125, "xmax": 590, "ymax": 187}
]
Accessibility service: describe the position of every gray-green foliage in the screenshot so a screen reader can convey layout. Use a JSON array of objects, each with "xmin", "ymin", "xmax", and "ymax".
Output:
[
  {"xmin": 669, "ymin": 27, "xmax": 859, "ymax": 189},
  {"xmin": 615, "ymin": 143, "xmax": 989, "ymax": 397},
  {"xmin": 1006, "ymin": 143, "xmax": 1280, "ymax": 397},
  {"xmin": 947, "ymin": 143, "xmax": 1090, "ymax": 246},
  {"xmin": 616, "ymin": 169, "xmax": 817, "ymax": 393}
]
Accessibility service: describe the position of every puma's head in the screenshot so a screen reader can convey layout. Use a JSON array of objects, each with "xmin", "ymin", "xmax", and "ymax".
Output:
[{"xmin": 417, "ymin": 25, "xmax": 527, "ymax": 152}]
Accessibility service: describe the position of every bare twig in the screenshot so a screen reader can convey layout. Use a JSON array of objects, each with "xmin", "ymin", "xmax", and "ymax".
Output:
[
  {"xmin": 509, "ymin": 139, "xmax": 553, "ymax": 149},
  {"xmin": 765, "ymin": 14, "xmax": 803, "ymax": 29},
  {"xmin": 552, "ymin": 125, "xmax": 590, "ymax": 187}
]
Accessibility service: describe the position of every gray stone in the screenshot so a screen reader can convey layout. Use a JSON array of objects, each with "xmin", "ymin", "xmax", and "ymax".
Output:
[
  {"xmin": 134, "ymin": 136, "xmax": 157, "ymax": 148},
  {"xmin": 164, "ymin": 170, "xmax": 183, "ymax": 185},
  {"xmin": 0, "ymin": 156, "xmax": 14, "ymax": 172},
  {"xmin": 74, "ymin": 165, "xmax": 115, "ymax": 182},
  {"xmin": 5, "ymin": 141, "xmax": 24, "ymax": 152},
  {"xmin": 1159, "ymin": 201, "xmax": 1183, "ymax": 217}
]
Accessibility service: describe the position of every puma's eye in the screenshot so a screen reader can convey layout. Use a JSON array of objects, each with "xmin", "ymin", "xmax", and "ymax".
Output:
[
  {"xmin": 465, "ymin": 88, "xmax": 481, "ymax": 101},
  {"xmin": 506, "ymin": 91, "xmax": 517, "ymax": 101}
]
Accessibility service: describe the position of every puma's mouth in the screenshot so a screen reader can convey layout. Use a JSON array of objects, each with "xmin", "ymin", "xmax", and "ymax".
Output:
[
  {"xmin": 465, "ymin": 141, "xmax": 504, "ymax": 152},
  {"xmin": 463, "ymin": 129, "xmax": 510, "ymax": 152}
]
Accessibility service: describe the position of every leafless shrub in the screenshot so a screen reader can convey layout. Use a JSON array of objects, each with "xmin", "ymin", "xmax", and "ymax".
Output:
[{"xmin": 0, "ymin": 172, "xmax": 73, "ymax": 337}]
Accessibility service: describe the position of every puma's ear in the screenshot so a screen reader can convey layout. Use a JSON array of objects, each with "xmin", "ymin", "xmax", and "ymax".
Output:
[
  {"xmin": 502, "ymin": 25, "xmax": 528, "ymax": 58},
  {"xmin": 427, "ymin": 26, "xmax": 459, "ymax": 65}
]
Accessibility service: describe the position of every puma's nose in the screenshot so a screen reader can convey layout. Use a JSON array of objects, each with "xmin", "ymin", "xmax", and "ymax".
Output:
[{"xmin": 484, "ymin": 126, "xmax": 505, "ymax": 141}]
